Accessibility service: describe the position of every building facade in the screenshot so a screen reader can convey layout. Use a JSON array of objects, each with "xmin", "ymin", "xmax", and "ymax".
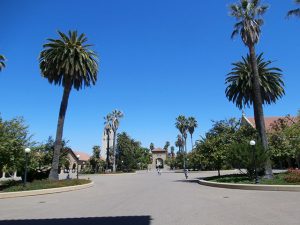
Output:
[{"xmin": 151, "ymin": 148, "xmax": 168, "ymax": 169}]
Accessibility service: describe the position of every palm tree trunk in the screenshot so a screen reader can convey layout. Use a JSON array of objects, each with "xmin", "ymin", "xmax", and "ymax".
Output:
[
  {"xmin": 49, "ymin": 83, "xmax": 72, "ymax": 180},
  {"xmin": 249, "ymin": 45, "xmax": 273, "ymax": 179},
  {"xmin": 184, "ymin": 136, "xmax": 187, "ymax": 170},
  {"xmin": 191, "ymin": 134, "xmax": 193, "ymax": 150},
  {"xmin": 112, "ymin": 130, "xmax": 116, "ymax": 172},
  {"xmin": 106, "ymin": 131, "xmax": 110, "ymax": 170}
]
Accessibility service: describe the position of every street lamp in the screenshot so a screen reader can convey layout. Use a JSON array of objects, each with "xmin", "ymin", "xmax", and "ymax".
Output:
[
  {"xmin": 250, "ymin": 140, "xmax": 259, "ymax": 184},
  {"xmin": 76, "ymin": 154, "xmax": 80, "ymax": 179},
  {"xmin": 24, "ymin": 148, "xmax": 31, "ymax": 187}
]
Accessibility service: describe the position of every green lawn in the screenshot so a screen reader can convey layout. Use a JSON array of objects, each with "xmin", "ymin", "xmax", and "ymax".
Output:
[
  {"xmin": 208, "ymin": 173, "xmax": 300, "ymax": 185},
  {"xmin": 0, "ymin": 179, "xmax": 91, "ymax": 192}
]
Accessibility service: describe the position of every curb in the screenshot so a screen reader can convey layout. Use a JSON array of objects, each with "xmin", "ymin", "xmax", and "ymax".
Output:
[
  {"xmin": 82, "ymin": 172, "xmax": 137, "ymax": 176},
  {"xmin": 0, "ymin": 181, "xmax": 94, "ymax": 199},
  {"xmin": 198, "ymin": 179, "xmax": 300, "ymax": 192}
]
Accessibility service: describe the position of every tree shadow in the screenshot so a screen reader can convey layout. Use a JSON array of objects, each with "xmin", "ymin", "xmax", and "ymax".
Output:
[
  {"xmin": 173, "ymin": 179, "xmax": 199, "ymax": 183},
  {"xmin": 0, "ymin": 216, "xmax": 152, "ymax": 225}
]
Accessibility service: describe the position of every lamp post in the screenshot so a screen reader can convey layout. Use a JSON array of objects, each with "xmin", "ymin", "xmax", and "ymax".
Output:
[
  {"xmin": 250, "ymin": 140, "xmax": 259, "ymax": 184},
  {"xmin": 186, "ymin": 158, "xmax": 189, "ymax": 170},
  {"xmin": 24, "ymin": 148, "xmax": 31, "ymax": 187},
  {"xmin": 76, "ymin": 154, "xmax": 80, "ymax": 179}
]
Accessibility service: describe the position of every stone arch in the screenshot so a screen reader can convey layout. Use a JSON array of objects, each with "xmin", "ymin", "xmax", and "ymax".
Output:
[{"xmin": 156, "ymin": 158, "xmax": 164, "ymax": 169}]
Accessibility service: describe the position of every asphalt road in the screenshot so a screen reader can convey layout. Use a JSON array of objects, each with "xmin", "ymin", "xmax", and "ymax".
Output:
[{"xmin": 0, "ymin": 170, "xmax": 299, "ymax": 225}]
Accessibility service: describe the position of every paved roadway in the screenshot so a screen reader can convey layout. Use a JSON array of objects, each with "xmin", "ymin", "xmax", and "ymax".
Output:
[{"xmin": 0, "ymin": 170, "xmax": 299, "ymax": 225}]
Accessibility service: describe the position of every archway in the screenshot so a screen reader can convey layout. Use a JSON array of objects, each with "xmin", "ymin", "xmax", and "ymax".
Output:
[{"xmin": 156, "ymin": 158, "xmax": 164, "ymax": 169}]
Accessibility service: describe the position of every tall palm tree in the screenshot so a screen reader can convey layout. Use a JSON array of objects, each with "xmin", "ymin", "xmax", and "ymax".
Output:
[
  {"xmin": 109, "ymin": 109, "xmax": 124, "ymax": 172},
  {"xmin": 0, "ymin": 54, "xmax": 6, "ymax": 72},
  {"xmin": 175, "ymin": 115, "xmax": 188, "ymax": 169},
  {"xmin": 230, "ymin": 0, "xmax": 273, "ymax": 178},
  {"xmin": 40, "ymin": 31, "xmax": 98, "ymax": 180},
  {"xmin": 104, "ymin": 115, "xmax": 112, "ymax": 170},
  {"xmin": 225, "ymin": 53, "xmax": 285, "ymax": 109},
  {"xmin": 175, "ymin": 135, "xmax": 184, "ymax": 153},
  {"xmin": 287, "ymin": 0, "xmax": 300, "ymax": 17},
  {"xmin": 188, "ymin": 117, "xmax": 198, "ymax": 150},
  {"xmin": 164, "ymin": 141, "xmax": 170, "ymax": 151}
]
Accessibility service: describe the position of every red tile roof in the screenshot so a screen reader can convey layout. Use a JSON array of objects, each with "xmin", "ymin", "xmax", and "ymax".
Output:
[
  {"xmin": 247, "ymin": 116, "xmax": 297, "ymax": 131},
  {"xmin": 151, "ymin": 148, "xmax": 166, "ymax": 152},
  {"xmin": 73, "ymin": 151, "xmax": 90, "ymax": 161}
]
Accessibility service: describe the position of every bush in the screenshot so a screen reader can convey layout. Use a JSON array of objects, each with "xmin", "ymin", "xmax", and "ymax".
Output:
[
  {"xmin": 20, "ymin": 168, "xmax": 50, "ymax": 182},
  {"xmin": 228, "ymin": 142, "xmax": 268, "ymax": 180},
  {"xmin": 284, "ymin": 169, "xmax": 300, "ymax": 183}
]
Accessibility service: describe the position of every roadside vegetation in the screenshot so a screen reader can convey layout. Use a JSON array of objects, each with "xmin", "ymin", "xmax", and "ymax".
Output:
[
  {"xmin": 1, "ymin": 0, "xmax": 300, "ymax": 185},
  {"xmin": 0, "ymin": 179, "xmax": 91, "ymax": 192},
  {"xmin": 207, "ymin": 169, "xmax": 300, "ymax": 185}
]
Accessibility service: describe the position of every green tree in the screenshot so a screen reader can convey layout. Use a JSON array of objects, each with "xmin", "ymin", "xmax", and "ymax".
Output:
[
  {"xmin": 170, "ymin": 146, "xmax": 175, "ymax": 158},
  {"xmin": 268, "ymin": 116, "xmax": 300, "ymax": 168},
  {"xmin": 228, "ymin": 142, "xmax": 268, "ymax": 180},
  {"xmin": 104, "ymin": 115, "xmax": 112, "ymax": 170},
  {"xmin": 226, "ymin": 53, "xmax": 285, "ymax": 109},
  {"xmin": 229, "ymin": 0, "xmax": 272, "ymax": 178},
  {"xmin": 175, "ymin": 115, "xmax": 189, "ymax": 154},
  {"xmin": 0, "ymin": 54, "xmax": 5, "ymax": 72},
  {"xmin": 116, "ymin": 132, "xmax": 149, "ymax": 172},
  {"xmin": 175, "ymin": 135, "xmax": 184, "ymax": 153},
  {"xmin": 108, "ymin": 110, "xmax": 124, "ymax": 172},
  {"xmin": 287, "ymin": 0, "xmax": 300, "ymax": 17},
  {"xmin": 150, "ymin": 143, "xmax": 154, "ymax": 151},
  {"xmin": 195, "ymin": 119, "xmax": 239, "ymax": 176},
  {"xmin": 40, "ymin": 31, "xmax": 98, "ymax": 180},
  {"xmin": 89, "ymin": 145, "xmax": 102, "ymax": 173},
  {"xmin": 188, "ymin": 117, "xmax": 198, "ymax": 150},
  {"xmin": 163, "ymin": 141, "xmax": 170, "ymax": 151},
  {"xmin": 29, "ymin": 137, "xmax": 70, "ymax": 180},
  {"xmin": 0, "ymin": 116, "xmax": 32, "ymax": 176}
]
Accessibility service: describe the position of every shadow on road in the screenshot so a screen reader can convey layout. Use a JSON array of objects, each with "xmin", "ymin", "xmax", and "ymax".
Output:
[
  {"xmin": 173, "ymin": 179, "xmax": 199, "ymax": 183},
  {"xmin": 0, "ymin": 216, "xmax": 152, "ymax": 225}
]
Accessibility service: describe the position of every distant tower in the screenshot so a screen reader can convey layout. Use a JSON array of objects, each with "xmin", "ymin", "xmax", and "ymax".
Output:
[{"xmin": 101, "ymin": 126, "xmax": 113, "ymax": 160}]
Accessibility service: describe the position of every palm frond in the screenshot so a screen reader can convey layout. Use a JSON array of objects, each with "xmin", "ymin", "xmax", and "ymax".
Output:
[
  {"xmin": 0, "ymin": 54, "xmax": 6, "ymax": 71},
  {"xmin": 39, "ymin": 30, "xmax": 99, "ymax": 90},
  {"xmin": 225, "ymin": 53, "xmax": 285, "ymax": 109},
  {"xmin": 229, "ymin": 0, "xmax": 268, "ymax": 46}
]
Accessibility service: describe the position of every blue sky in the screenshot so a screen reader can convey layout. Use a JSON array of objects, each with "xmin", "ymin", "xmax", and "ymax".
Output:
[{"xmin": 0, "ymin": 0, "xmax": 299, "ymax": 154}]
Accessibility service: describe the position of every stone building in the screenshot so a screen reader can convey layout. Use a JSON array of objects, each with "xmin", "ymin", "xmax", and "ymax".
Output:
[{"xmin": 151, "ymin": 148, "xmax": 168, "ymax": 169}]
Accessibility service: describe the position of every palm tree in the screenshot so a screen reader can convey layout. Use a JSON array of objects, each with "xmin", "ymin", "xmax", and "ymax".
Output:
[
  {"xmin": 287, "ymin": 0, "xmax": 300, "ymax": 17},
  {"xmin": 175, "ymin": 135, "xmax": 184, "ymax": 153},
  {"xmin": 175, "ymin": 115, "xmax": 189, "ymax": 150},
  {"xmin": 170, "ymin": 146, "xmax": 175, "ymax": 158},
  {"xmin": 108, "ymin": 109, "xmax": 124, "ymax": 172},
  {"xmin": 164, "ymin": 141, "xmax": 170, "ymax": 151},
  {"xmin": 0, "ymin": 54, "xmax": 6, "ymax": 72},
  {"xmin": 150, "ymin": 143, "xmax": 154, "ymax": 151},
  {"xmin": 230, "ymin": 0, "xmax": 273, "ymax": 178},
  {"xmin": 175, "ymin": 115, "xmax": 189, "ymax": 169},
  {"xmin": 188, "ymin": 117, "xmax": 198, "ymax": 150},
  {"xmin": 225, "ymin": 53, "xmax": 285, "ymax": 109},
  {"xmin": 104, "ymin": 115, "xmax": 112, "ymax": 170},
  {"xmin": 39, "ymin": 31, "xmax": 98, "ymax": 180}
]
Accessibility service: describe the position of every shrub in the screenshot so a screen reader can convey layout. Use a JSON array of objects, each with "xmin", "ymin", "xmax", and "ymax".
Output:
[
  {"xmin": 228, "ymin": 142, "xmax": 269, "ymax": 180},
  {"xmin": 284, "ymin": 169, "xmax": 300, "ymax": 183}
]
